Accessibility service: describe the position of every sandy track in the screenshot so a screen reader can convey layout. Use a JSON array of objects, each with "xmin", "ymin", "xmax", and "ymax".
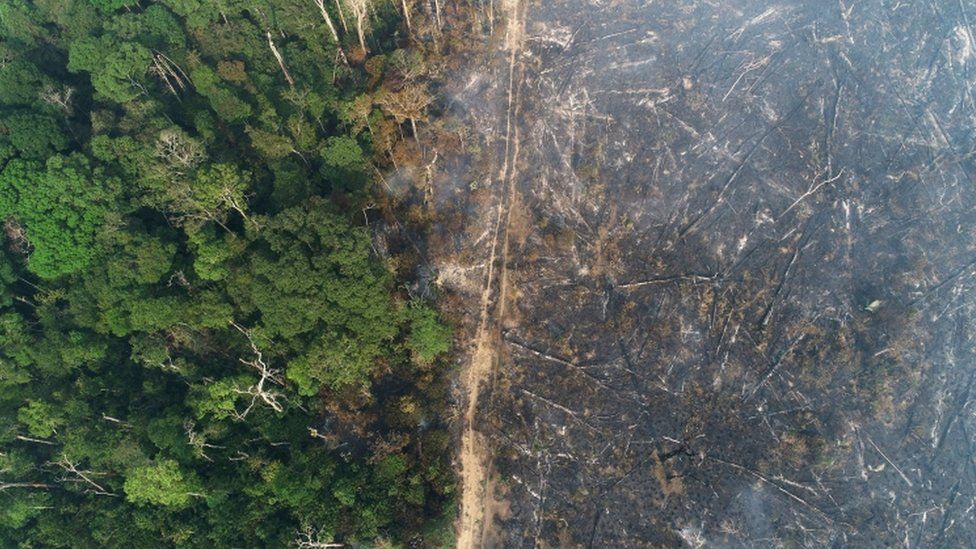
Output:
[{"xmin": 455, "ymin": 1, "xmax": 526, "ymax": 547}]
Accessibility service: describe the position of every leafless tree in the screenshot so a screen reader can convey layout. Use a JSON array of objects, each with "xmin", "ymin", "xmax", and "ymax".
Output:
[
  {"xmin": 184, "ymin": 420, "xmax": 225, "ymax": 462},
  {"xmin": 155, "ymin": 129, "xmax": 205, "ymax": 175},
  {"xmin": 293, "ymin": 525, "xmax": 343, "ymax": 548},
  {"xmin": 39, "ymin": 84, "xmax": 74, "ymax": 114},
  {"xmin": 149, "ymin": 51, "xmax": 190, "ymax": 98},
  {"xmin": 0, "ymin": 482, "xmax": 51, "ymax": 492},
  {"xmin": 14, "ymin": 435, "xmax": 55, "ymax": 446},
  {"xmin": 229, "ymin": 322, "xmax": 286, "ymax": 420},
  {"xmin": 100, "ymin": 413, "xmax": 132, "ymax": 428},
  {"xmin": 343, "ymin": 0, "xmax": 370, "ymax": 55},
  {"xmin": 311, "ymin": 0, "xmax": 348, "ymax": 64},
  {"xmin": 333, "ymin": 0, "xmax": 349, "ymax": 33},
  {"xmin": 399, "ymin": 0, "xmax": 412, "ymax": 32},
  {"xmin": 4, "ymin": 219, "xmax": 30, "ymax": 256},
  {"xmin": 430, "ymin": 0, "xmax": 441, "ymax": 30},
  {"xmin": 377, "ymin": 82, "xmax": 433, "ymax": 142},
  {"xmin": 311, "ymin": 0, "xmax": 341, "ymax": 42},
  {"xmin": 266, "ymin": 31, "xmax": 295, "ymax": 87},
  {"xmin": 52, "ymin": 455, "xmax": 116, "ymax": 496}
]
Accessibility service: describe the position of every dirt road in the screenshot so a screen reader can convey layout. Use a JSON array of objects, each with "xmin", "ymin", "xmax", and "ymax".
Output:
[{"xmin": 455, "ymin": 1, "xmax": 525, "ymax": 547}]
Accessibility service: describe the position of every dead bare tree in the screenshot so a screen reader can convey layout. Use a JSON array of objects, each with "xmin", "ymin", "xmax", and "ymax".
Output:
[
  {"xmin": 217, "ymin": 181, "xmax": 256, "ymax": 228},
  {"xmin": 333, "ymin": 0, "xmax": 349, "ymax": 33},
  {"xmin": 399, "ymin": 0, "xmax": 412, "ymax": 32},
  {"xmin": 343, "ymin": 0, "xmax": 371, "ymax": 55},
  {"xmin": 266, "ymin": 31, "xmax": 296, "ymax": 87},
  {"xmin": 778, "ymin": 168, "xmax": 845, "ymax": 220},
  {"xmin": 4, "ymin": 219, "xmax": 30, "ymax": 256},
  {"xmin": 312, "ymin": 0, "xmax": 341, "ymax": 42},
  {"xmin": 377, "ymin": 81, "xmax": 432, "ymax": 142},
  {"xmin": 15, "ymin": 435, "xmax": 55, "ymax": 445},
  {"xmin": 229, "ymin": 322, "xmax": 286, "ymax": 420},
  {"xmin": 430, "ymin": 0, "xmax": 441, "ymax": 30},
  {"xmin": 149, "ymin": 51, "xmax": 190, "ymax": 98},
  {"xmin": 0, "ymin": 482, "xmax": 51, "ymax": 492},
  {"xmin": 53, "ymin": 456, "xmax": 117, "ymax": 496},
  {"xmin": 100, "ymin": 413, "xmax": 131, "ymax": 428},
  {"xmin": 184, "ymin": 420, "xmax": 225, "ymax": 462},
  {"xmin": 311, "ymin": 0, "xmax": 348, "ymax": 64},
  {"xmin": 155, "ymin": 129, "xmax": 205, "ymax": 175},
  {"xmin": 294, "ymin": 525, "xmax": 343, "ymax": 548},
  {"xmin": 38, "ymin": 84, "xmax": 74, "ymax": 114}
]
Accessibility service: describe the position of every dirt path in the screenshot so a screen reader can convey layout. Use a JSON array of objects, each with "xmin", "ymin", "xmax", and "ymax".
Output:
[{"xmin": 455, "ymin": 1, "xmax": 526, "ymax": 547}]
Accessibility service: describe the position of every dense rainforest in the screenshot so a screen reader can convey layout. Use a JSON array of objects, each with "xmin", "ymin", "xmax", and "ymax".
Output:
[{"xmin": 0, "ymin": 0, "xmax": 456, "ymax": 546}]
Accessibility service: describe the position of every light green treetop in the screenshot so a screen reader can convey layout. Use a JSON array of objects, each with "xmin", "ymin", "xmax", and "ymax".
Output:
[{"xmin": 124, "ymin": 459, "xmax": 201, "ymax": 508}]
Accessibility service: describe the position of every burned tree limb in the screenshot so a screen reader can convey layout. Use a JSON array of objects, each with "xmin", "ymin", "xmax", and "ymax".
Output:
[
  {"xmin": 519, "ymin": 388, "xmax": 600, "ymax": 433},
  {"xmin": 505, "ymin": 335, "xmax": 617, "ymax": 394},
  {"xmin": 865, "ymin": 435, "xmax": 913, "ymax": 488},
  {"xmin": 707, "ymin": 456, "xmax": 833, "ymax": 525},
  {"xmin": 617, "ymin": 273, "xmax": 718, "ymax": 289}
]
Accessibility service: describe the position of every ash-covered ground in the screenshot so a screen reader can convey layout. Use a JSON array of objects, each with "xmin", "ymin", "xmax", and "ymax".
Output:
[{"xmin": 433, "ymin": 0, "xmax": 976, "ymax": 546}]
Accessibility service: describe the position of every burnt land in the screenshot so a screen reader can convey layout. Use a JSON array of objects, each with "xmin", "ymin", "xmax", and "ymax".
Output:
[{"xmin": 432, "ymin": 0, "xmax": 976, "ymax": 547}]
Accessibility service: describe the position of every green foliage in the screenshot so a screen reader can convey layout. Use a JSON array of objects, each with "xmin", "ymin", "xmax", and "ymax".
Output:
[
  {"xmin": 124, "ymin": 459, "xmax": 199, "ymax": 508},
  {"xmin": 247, "ymin": 199, "xmax": 397, "ymax": 342},
  {"xmin": 68, "ymin": 36, "xmax": 152, "ymax": 103},
  {"xmin": 320, "ymin": 135, "xmax": 368, "ymax": 194},
  {"xmin": 191, "ymin": 376, "xmax": 249, "ymax": 420},
  {"xmin": 244, "ymin": 199, "xmax": 401, "ymax": 389},
  {"xmin": 247, "ymin": 126, "xmax": 295, "ymax": 159},
  {"xmin": 0, "ymin": 111, "xmax": 69, "ymax": 161},
  {"xmin": 0, "ymin": 313, "xmax": 33, "ymax": 388},
  {"xmin": 320, "ymin": 135, "xmax": 367, "ymax": 171},
  {"xmin": 0, "ymin": 60, "xmax": 49, "ymax": 107},
  {"xmin": 186, "ymin": 223, "xmax": 244, "ymax": 281},
  {"xmin": 0, "ymin": 1, "xmax": 44, "ymax": 44},
  {"xmin": 0, "ymin": 492, "xmax": 49, "ymax": 529},
  {"xmin": 17, "ymin": 400, "xmax": 64, "ymax": 438},
  {"xmin": 0, "ymin": 155, "xmax": 119, "ymax": 279},
  {"xmin": 288, "ymin": 331, "xmax": 385, "ymax": 395},
  {"xmin": 188, "ymin": 163, "xmax": 250, "ymax": 220},
  {"xmin": 104, "ymin": 5, "xmax": 186, "ymax": 50},
  {"xmin": 160, "ymin": 0, "xmax": 224, "ymax": 29},
  {"xmin": 190, "ymin": 65, "xmax": 252, "ymax": 122},
  {"xmin": 0, "ymin": 2, "xmax": 452, "ymax": 547},
  {"xmin": 406, "ymin": 301, "xmax": 452, "ymax": 365},
  {"xmin": 88, "ymin": 0, "xmax": 139, "ymax": 13}
]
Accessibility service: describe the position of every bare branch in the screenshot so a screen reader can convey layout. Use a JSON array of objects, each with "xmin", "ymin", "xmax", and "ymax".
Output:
[
  {"xmin": 229, "ymin": 322, "xmax": 286, "ymax": 420},
  {"xmin": 53, "ymin": 455, "xmax": 117, "ymax": 496},
  {"xmin": 266, "ymin": 31, "xmax": 295, "ymax": 87},
  {"xmin": 294, "ymin": 524, "xmax": 343, "ymax": 548}
]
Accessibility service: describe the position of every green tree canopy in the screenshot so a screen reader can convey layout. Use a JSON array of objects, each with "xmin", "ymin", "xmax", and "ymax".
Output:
[
  {"xmin": 124, "ymin": 459, "xmax": 201, "ymax": 508},
  {"xmin": 0, "ymin": 1, "xmax": 454, "ymax": 545},
  {"xmin": 405, "ymin": 301, "xmax": 452, "ymax": 365},
  {"xmin": 68, "ymin": 36, "xmax": 151, "ymax": 103},
  {"xmin": 0, "ymin": 155, "xmax": 119, "ymax": 279},
  {"xmin": 245, "ymin": 198, "xmax": 398, "ymax": 343},
  {"xmin": 0, "ymin": 110, "xmax": 69, "ymax": 161}
]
